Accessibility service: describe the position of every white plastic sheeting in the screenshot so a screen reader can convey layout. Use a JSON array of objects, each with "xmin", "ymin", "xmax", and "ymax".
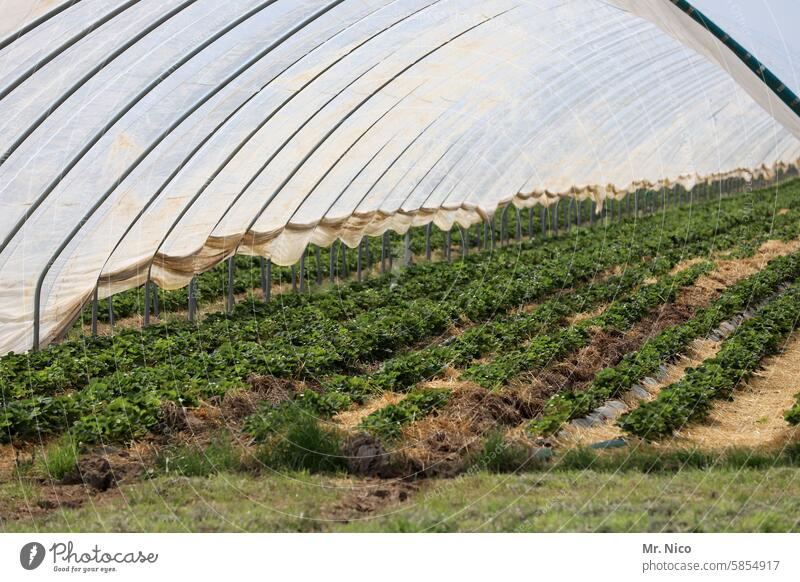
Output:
[{"xmin": 0, "ymin": 0, "xmax": 798, "ymax": 354}]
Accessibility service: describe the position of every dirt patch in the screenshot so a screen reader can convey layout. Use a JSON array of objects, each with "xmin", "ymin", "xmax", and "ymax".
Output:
[
  {"xmin": 328, "ymin": 478, "xmax": 419, "ymax": 520},
  {"xmin": 778, "ymin": 208, "xmax": 790, "ymax": 215},
  {"xmin": 343, "ymin": 433, "xmax": 393, "ymax": 477},
  {"xmin": 0, "ymin": 482, "xmax": 102, "ymax": 523},
  {"xmin": 678, "ymin": 331, "xmax": 800, "ymax": 449},
  {"xmin": 64, "ymin": 445, "xmax": 151, "ymax": 491},
  {"xmin": 0, "ymin": 442, "xmax": 153, "ymax": 523}
]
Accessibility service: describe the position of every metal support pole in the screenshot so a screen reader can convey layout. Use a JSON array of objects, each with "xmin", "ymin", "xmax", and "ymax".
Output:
[
  {"xmin": 459, "ymin": 225, "xmax": 468, "ymax": 258},
  {"xmin": 188, "ymin": 277, "xmax": 196, "ymax": 322},
  {"xmin": 357, "ymin": 240, "xmax": 363, "ymax": 281},
  {"xmin": 483, "ymin": 221, "xmax": 490, "ymax": 250},
  {"xmin": 315, "ymin": 245, "xmax": 322, "ymax": 285},
  {"xmin": 565, "ymin": 199, "xmax": 571, "ymax": 232},
  {"xmin": 387, "ymin": 232, "xmax": 393, "ymax": 271},
  {"xmin": 329, "ymin": 242, "xmax": 336, "ymax": 281},
  {"xmin": 425, "ymin": 223, "xmax": 432, "ymax": 261},
  {"xmin": 445, "ymin": 229, "xmax": 451, "ymax": 262},
  {"xmin": 501, "ymin": 205, "xmax": 509, "ymax": 246},
  {"xmin": 540, "ymin": 205, "xmax": 546, "ymax": 236},
  {"xmin": 91, "ymin": 287, "xmax": 98, "ymax": 338},
  {"xmin": 515, "ymin": 207, "xmax": 522, "ymax": 242},
  {"xmin": 108, "ymin": 294, "xmax": 115, "ymax": 330},
  {"xmin": 490, "ymin": 219, "xmax": 496, "ymax": 251},
  {"xmin": 291, "ymin": 265, "xmax": 297, "ymax": 291},
  {"xmin": 341, "ymin": 244, "xmax": 348, "ymax": 278},
  {"xmin": 226, "ymin": 257, "xmax": 235, "ymax": 313},
  {"xmin": 144, "ymin": 280, "xmax": 151, "ymax": 327},
  {"xmin": 528, "ymin": 207, "xmax": 534, "ymax": 238},
  {"xmin": 577, "ymin": 200, "xmax": 582, "ymax": 227},
  {"xmin": 380, "ymin": 234, "xmax": 387, "ymax": 273},
  {"xmin": 260, "ymin": 257, "xmax": 268, "ymax": 300},
  {"xmin": 300, "ymin": 252, "xmax": 306, "ymax": 292},
  {"xmin": 552, "ymin": 201, "xmax": 558, "ymax": 233},
  {"xmin": 264, "ymin": 259, "xmax": 272, "ymax": 302}
]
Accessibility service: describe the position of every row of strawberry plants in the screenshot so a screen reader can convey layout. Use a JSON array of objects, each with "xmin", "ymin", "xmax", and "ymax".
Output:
[
  {"xmin": 786, "ymin": 398, "xmax": 800, "ymax": 425},
  {"xmin": 530, "ymin": 244, "xmax": 800, "ymax": 435},
  {"xmin": 617, "ymin": 280, "xmax": 800, "ymax": 439},
  {"xmin": 461, "ymin": 262, "xmax": 713, "ymax": 389}
]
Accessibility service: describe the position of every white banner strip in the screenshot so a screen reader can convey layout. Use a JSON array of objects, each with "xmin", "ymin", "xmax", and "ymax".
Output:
[{"xmin": 1, "ymin": 533, "xmax": 798, "ymax": 581}]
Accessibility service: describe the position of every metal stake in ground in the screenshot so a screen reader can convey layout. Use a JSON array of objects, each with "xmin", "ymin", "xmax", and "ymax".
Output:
[
  {"xmin": 425, "ymin": 223, "xmax": 432, "ymax": 261},
  {"xmin": 315, "ymin": 245, "xmax": 322, "ymax": 285},
  {"xmin": 226, "ymin": 257, "xmax": 235, "ymax": 313},
  {"xmin": 144, "ymin": 279, "xmax": 151, "ymax": 327},
  {"xmin": 91, "ymin": 287, "xmax": 98, "ymax": 338},
  {"xmin": 260, "ymin": 257, "xmax": 270, "ymax": 301}
]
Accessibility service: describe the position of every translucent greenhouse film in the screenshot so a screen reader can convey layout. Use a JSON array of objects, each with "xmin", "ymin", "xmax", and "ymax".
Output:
[{"xmin": 0, "ymin": 0, "xmax": 798, "ymax": 355}]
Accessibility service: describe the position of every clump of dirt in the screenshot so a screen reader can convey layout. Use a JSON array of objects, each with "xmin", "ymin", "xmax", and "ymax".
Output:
[
  {"xmin": 343, "ymin": 433, "xmax": 393, "ymax": 477},
  {"xmin": 61, "ymin": 456, "xmax": 115, "ymax": 491},
  {"xmin": 61, "ymin": 445, "xmax": 149, "ymax": 492}
]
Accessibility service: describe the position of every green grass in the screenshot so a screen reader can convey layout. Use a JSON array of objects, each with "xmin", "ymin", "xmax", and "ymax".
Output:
[
  {"xmin": 253, "ymin": 408, "xmax": 347, "ymax": 474},
  {"xmin": 4, "ymin": 465, "xmax": 800, "ymax": 532},
  {"xmin": 351, "ymin": 468, "xmax": 800, "ymax": 532},
  {"xmin": 36, "ymin": 435, "xmax": 78, "ymax": 481},
  {"xmin": 155, "ymin": 435, "xmax": 243, "ymax": 477},
  {"xmin": 466, "ymin": 430, "xmax": 544, "ymax": 472}
]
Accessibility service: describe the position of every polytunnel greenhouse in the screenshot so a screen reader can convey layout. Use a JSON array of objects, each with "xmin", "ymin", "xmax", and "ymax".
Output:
[{"xmin": 2, "ymin": 0, "xmax": 800, "ymax": 538}]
